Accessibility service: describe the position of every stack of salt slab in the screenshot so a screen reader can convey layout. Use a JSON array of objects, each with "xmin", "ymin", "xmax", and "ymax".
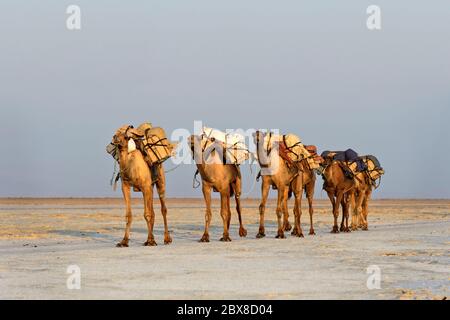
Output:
[
  {"xmin": 348, "ymin": 155, "xmax": 384, "ymax": 181},
  {"xmin": 261, "ymin": 132, "xmax": 320, "ymax": 169},
  {"xmin": 283, "ymin": 134, "xmax": 320, "ymax": 169},
  {"xmin": 138, "ymin": 123, "xmax": 176, "ymax": 166},
  {"xmin": 201, "ymin": 127, "xmax": 250, "ymax": 165},
  {"xmin": 282, "ymin": 134, "xmax": 311, "ymax": 162}
]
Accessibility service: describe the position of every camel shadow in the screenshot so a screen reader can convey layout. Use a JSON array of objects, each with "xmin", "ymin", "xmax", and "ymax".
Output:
[{"xmin": 48, "ymin": 230, "xmax": 118, "ymax": 242}]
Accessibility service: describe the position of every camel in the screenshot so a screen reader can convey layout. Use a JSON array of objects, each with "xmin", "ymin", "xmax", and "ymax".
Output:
[
  {"xmin": 349, "ymin": 172, "xmax": 373, "ymax": 231},
  {"xmin": 321, "ymin": 155, "xmax": 356, "ymax": 233},
  {"xmin": 189, "ymin": 135, "xmax": 247, "ymax": 242},
  {"xmin": 253, "ymin": 131, "xmax": 305, "ymax": 239},
  {"xmin": 112, "ymin": 125, "xmax": 171, "ymax": 247}
]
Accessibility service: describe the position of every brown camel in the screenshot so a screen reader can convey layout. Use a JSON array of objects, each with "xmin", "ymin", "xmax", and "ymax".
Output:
[
  {"xmin": 321, "ymin": 156, "xmax": 355, "ymax": 233},
  {"xmin": 349, "ymin": 172, "xmax": 373, "ymax": 231},
  {"xmin": 189, "ymin": 135, "xmax": 247, "ymax": 242},
  {"xmin": 253, "ymin": 131, "xmax": 305, "ymax": 239},
  {"xmin": 112, "ymin": 125, "xmax": 171, "ymax": 247}
]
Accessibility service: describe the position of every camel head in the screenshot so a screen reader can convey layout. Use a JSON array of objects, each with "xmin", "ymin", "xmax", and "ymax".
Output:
[
  {"xmin": 319, "ymin": 151, "xmax": 355, "ymax": 185},
  {"xmin": 252, "ymin": 130, "xmax": 267, "ymax": 158},
  {"xmin": 252, "ymin": 130, "xmax": 281, "ymax": 153},
  {"xmin": 252, "ymin": 130, "xmax": 280, "ymax": 168},
  {"xmin": 320, "ymin": 152, "xmax": 335, "ymax": 166},
  {"xmin": 188, "ymin": 134, "xmax": 204, "ymax": 162},
  {"xmin": 112, "ymin": 125, "xmax": 144, "ymax": 150},
  {"xmin": 188, "ymin": 134, "xmax": 225, "ymax": 165}
]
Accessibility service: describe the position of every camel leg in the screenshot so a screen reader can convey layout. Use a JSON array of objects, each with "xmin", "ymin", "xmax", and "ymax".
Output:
[
  {"xmin": 340, "ymin": 195, "xmax": 346, "ymax": 232},
  {"xmin": 256, "ymin": 179, "xmax": 270, "ymax": 238},
  {"xmin": 143, "ymin": 186, "xmax": 157, "ymax": 246},
  {"xmin": 355, "ymin": 192, "xmax": 365, "ymax": 230},
  {"xmin": 306, "ymin": 183, "xmax": 315, "ymax": 235},
  {"xmin": 226, "ymin": 192, "xmax": 231, "ymax": 230},
  {"xmin": 117, "ymin": 182, "xmax": 132, "ymax": 247},
  {"xmin": 156, "ymin": 171, "xmax": 172, "ymax": 245},
  {"xmin": 283, "ymin": 192, "xmax": 292, "ymax": 232},
  {"xmin": 234, "ymin": 180, "xmax": 247, "ymax": 237},
  {"xmin": 340, "ymin": 196, "xmax": 350, "ymax": 232},
  {"xmin": 339, "ymin": 194, "xmax": 349, "ymax": 232},
  {"xmin": 349, "ymin": 192, "xmax": 359, "ymax": 231},
  {"xmin": 283, "ymin": 188, "xmax": 292, "ymax": 232},
  {"xmin": 275, "ymin": 188, "xmax": 286, "ymax": 239},
  {"xmin": 361, "ymin": 191, "xmax": 371, "ymax": 230},
  {"xmin": 331, "ymin": 191, "xmax": 343, "ymax": 233},
  {"xmin": 220, "ymin": 190, "xmax": 232, "ymax": 242},
  {"xmin": 351, "ymin": 190, "xmax": 361, "ymax": 229},
  {"xmin": 327, "ymin": 191, "xmax": 339, "ymax": 233},
  {"xmin": 292, "ymin": 189, "xmax": 304, "ymax": 237},
  {"xmin": 291, "ymin": 196, "xmax": 299, "ymax": 236},
  {"xmin": 200, "ymin": 184, "xmax": 212, "ymax": 242}
]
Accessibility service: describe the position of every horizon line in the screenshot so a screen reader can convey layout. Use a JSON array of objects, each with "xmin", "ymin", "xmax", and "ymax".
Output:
[{"xmin": 0, "ymin": 197, "xmax": 449, "ymax": 201}]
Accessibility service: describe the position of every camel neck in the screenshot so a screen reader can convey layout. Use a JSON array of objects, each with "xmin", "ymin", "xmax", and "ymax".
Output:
[
  {"xmin": 118, "ymin": 148, "xmax": 129, "ymax": 170},
  {"xmin": 195, "ymin": 159, "xmax": 209, "ymax": 179}
]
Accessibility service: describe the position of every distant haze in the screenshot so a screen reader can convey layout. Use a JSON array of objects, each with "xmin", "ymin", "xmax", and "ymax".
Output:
[{"xmin": 1, "ymin": 1, "xmax": 449, "ymax": 198}]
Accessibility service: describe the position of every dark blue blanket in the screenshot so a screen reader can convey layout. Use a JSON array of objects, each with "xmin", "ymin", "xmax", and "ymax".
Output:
[{"xmin": 321, "ymin": 149, "xmax": 368, "ymax": 172}]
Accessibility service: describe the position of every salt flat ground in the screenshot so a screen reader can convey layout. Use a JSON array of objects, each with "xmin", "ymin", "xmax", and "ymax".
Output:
[{"xmin": 0, "ymin": 198, "xmax": 448, "ymax": 300}]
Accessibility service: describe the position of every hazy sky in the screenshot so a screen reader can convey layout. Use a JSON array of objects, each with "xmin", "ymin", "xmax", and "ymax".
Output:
[{"xmin": 1, "ymin": 1, "xmax": 449, "ymax": 198}]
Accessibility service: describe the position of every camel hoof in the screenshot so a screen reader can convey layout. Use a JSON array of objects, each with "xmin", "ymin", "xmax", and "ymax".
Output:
[
  {"xmin": 284, "ymin": 224, "xmax": 292, "ymax": 232},
  {"xmin": 143, "ymin": 240, "xmax": 157, "ymax": 246},
  {"xmin": 330, "ymin": 227, "xmax": 340, "ymax": 234},
  {"xmin": 239, "ymin": 228, "xmax": 247, "ymax": 237},
  {"xmin": 343, "ymin": 228, "xmax": 351, "ymax": 233},
  {"xmin": 309, "ymin": 230, "xmax": 316, "ymax": 235},
  {"xmin": 116, "ymin": 242, "xmax": 128, "ymax": 248},
  {"xmin": 220, "ymin": 236, "xmax": 232, "ymax": 242},
  {"xmin": 339, "ymin": 226, "xmax": 345, "ymax": 232},
  {"xmin": 164, "ymin": 236, "xmax": 172, "ymax": 245},
  {"xmin": 256, "ymin": 232, "xmax": 265, "ymax": 239},
  {"xmin": 275, "ymin": 233, "xmax": 286, "ymax": 239},
  {"xmin": 362, "ymin": 226, "xmax": 369, "ymax": 231},
  {"xmin": 199, "ymin": 235, "xmax": 210, "ymax": 242}
]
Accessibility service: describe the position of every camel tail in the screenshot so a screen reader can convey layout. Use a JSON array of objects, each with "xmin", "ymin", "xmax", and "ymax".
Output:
[{"xmin": 230, "ymin": 184, "xmax": 235, "ymax": 197}]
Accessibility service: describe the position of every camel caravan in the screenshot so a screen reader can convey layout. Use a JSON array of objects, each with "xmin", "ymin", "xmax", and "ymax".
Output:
[{"xmin": 107, "ymin": 124, "xmax": 384, "ymax": 246}]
